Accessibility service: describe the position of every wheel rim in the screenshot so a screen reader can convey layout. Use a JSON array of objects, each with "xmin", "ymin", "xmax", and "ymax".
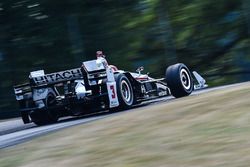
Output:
[
  {"xmin": 180, "ymin": 68, "xmax": 191, "ymax": 90},
  {"xmin": 121, "ymin": 80, "xmax": 132, "ymax": 104}
]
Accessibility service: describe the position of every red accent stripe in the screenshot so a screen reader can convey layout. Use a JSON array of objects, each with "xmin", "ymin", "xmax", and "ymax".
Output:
[{"xmin": 135, "ymin": 77, "xmax": 148, "ymax": 80}]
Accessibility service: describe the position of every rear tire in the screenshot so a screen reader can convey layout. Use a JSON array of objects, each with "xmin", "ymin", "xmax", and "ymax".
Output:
[
  {"xmin": 30, "ymin": 111, "xmax": 49, "ymax": 126},
  {"xmin": 21, "ymin": 112, "xmax": 30, "ymax": 124},
  {"xmin": 112, "ymin": 74, "xmax": 134, "ymax": 110},
  {"xmin": 19, "ymin": 100, "xmax": 31, "ymax": 124},
  {"xmin": 30, "ymin": 93, "xmax": 58, "ymax": 126},
  {"xmin": 165, "ymin": 63, "xmax": 193, "ymax": 98},
  {"xmin": 46, "ymin": 93, "xmax": 59, "ymax": 122}
]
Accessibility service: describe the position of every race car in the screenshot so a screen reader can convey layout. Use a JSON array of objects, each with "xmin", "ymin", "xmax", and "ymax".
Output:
[{"xmin": 14, "ymin": 51, "xmax": 207, "ymax": 125}]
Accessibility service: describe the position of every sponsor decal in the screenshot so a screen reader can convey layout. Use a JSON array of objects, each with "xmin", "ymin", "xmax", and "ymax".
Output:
[
  {"xmin": 109, "ymin": 85, "xmax": 116, "ymax": 99},
  {"xmin": 33, "ymin": 68, "xmax": 82, "ymax": 85}
]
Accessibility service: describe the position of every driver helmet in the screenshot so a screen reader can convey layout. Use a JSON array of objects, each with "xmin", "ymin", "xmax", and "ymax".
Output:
[{"xmin": 96, "ymin": 50, "xmax": 105, "ymax": 58}]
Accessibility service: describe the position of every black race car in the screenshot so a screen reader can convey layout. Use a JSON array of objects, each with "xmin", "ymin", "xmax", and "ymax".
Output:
[{"xmin": 14, "ymin": 56, "xmax": 207, "ymax": 125}]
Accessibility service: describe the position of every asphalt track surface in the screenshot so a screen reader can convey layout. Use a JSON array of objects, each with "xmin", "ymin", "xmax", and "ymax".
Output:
[{"xmin": 0, "ymin": 83, "xmax": 246, "ymax": 149}]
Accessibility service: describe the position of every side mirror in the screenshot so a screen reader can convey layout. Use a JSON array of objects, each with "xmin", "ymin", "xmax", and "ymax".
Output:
[{"xmin": 136, "ymin": 66, "xmax": 144, "ymax": 74}]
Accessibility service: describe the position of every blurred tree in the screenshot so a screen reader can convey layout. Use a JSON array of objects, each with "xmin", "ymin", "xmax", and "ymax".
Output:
[
  {"xmin": 156, "ymin": 0, "xmax": 177, "ymax": 64},
  {"xmin": 0, "ymin": 0, "xmax": 250, "ymax": 118},
  {"xmin": 242, "ymin": 0, "xmax": 250, "ymax": 35}
]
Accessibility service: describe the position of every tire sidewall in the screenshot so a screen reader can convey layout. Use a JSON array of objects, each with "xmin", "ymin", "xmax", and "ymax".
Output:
[
  {"xmin": 30, "ymin": 93, "xmax": 58, "ymax": 125},
  {"xmin": 46, "ymin": 93, "xmax": 59, "ymax": 122},
  {"xmin": 115, "ymin": 74, "xmax": 134, "ymax": 108},
  {"xmin": 166, "ymin": 63, "xmax": 193, "ymax": 98},
  {"xmin": 178, "ymin": 65, "xmax": 193, "ymax": 93}
]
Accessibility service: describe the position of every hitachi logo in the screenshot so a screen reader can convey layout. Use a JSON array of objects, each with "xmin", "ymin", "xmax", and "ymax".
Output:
[{"xmin": 33, "ymin": 68, "xmax": 82, "ymax": 85}]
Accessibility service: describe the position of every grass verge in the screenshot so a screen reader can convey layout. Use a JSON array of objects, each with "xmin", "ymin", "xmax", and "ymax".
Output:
[{"xmin": 1, "ymin": 83, "xmax": 250, "ymax": 167}]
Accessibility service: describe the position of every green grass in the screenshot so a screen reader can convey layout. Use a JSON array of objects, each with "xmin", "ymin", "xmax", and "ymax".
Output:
[{"xmin": 1, "ymin": 83, "xmax": 250, "ymax": 167}]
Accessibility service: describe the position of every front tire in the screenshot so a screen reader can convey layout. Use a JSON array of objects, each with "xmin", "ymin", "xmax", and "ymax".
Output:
[{"xmin": 165, "ymin": 63, "xmax": 193, "ymax": 98}]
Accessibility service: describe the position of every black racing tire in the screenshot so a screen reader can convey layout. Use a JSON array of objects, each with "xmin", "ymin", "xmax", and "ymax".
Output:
[
  {"xmin": 21, "ymin": 112, "xmax": 30, "ymax": 124},
  {"xmin": 46, "ymin": 93, "xmax": 59, "ymax": 122},
  {"xmin": 30, "ymin": 93, "xmax": 58, "ymax": 126},
  {"xmin": 165, "ymin": 63, "xmax": 193, "ymax": 98},
  {"xmin": 30, "ymin": 112, "xmax": 48, "ymax": 126},
  {"xmin": 19, "ymin": 100, "xmax": 31, "ymax": 123},
  {"xmin": 113, "ymin": 74, "xmax": 134, "ymax": 110}
]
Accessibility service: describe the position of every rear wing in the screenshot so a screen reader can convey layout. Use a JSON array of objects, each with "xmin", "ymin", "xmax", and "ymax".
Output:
[
  {"xmin": 14, "ymin": 60, "xmax": 107, "ymax": 96},
  {"xmin": 13, "ymin": 68, "xmax": 83, "ymax": 101},
  {"xmin": 30, "ymin": 68, "xmax": 82, "ymax": 86}
]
